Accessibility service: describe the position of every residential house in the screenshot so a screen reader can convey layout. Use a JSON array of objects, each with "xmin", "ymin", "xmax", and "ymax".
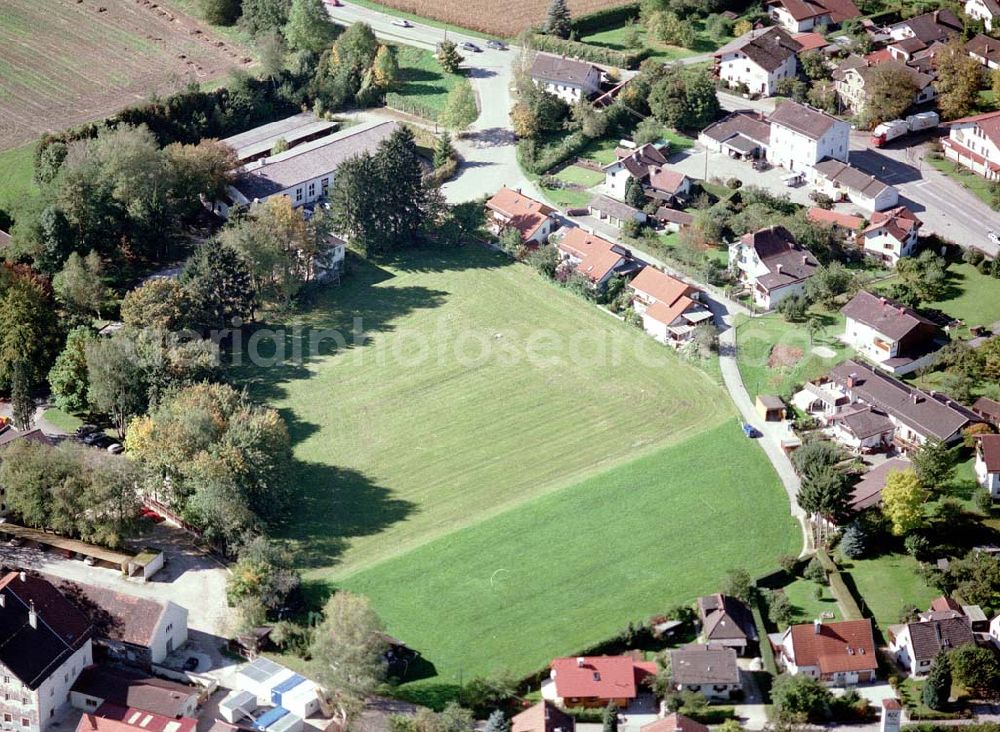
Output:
[
  {"xmin": 991, "ymin": 614, "xmax": 1000, "ymax": 649},
  {"xmin": 557, "ymin": 228, "xmax": 640, "ymax": 290},
  {"xmin": 71, "ymin": 667, "xmax": 197, "ymax": 719},
  {"xmin": 813, "ymin": 159, "xmax": 899, "ymax": 213},
  {"xmin": 602, "ymin": 143, "xmax": 668, "ymax": 201},
  {"xmin": 840, "ymin": 291, "xmax": 942, "ymax": 375},
  {"xmin": 647, "ymin": 168, "xmax": 693, "ymax": 205},
  {"xmin": 922, "ymin": 597, "xmax": 989, "ymax": 633},
  {"xmin": 588, "ymin": 194, "xmax": 647, "ymax": 229},
  {"xmin": 485, "ymin": 187, "xmax": 557, "ymax": 245},
  {"xmin": 627, "ymin": 268, "xmax": 712, "ymax": 345},
  {"xmin": 713, "ymin": 27, "xmax": 802, "ymax": 97},
  {"xmin": 0, "ymin": 428, "xmax": 53, "ymax": 515},
  {"xmin": 0, "ymin": 572, "xmax": 94, "ymax": 732},
  {"xmin": 966, "ymin": 33, "xmax": 1000, "ymax": 69},
  {"xmin": 46, "ymin": 578, "xmax": 188, "ymax": 669},
  {"xmin": 832, "ymin": 59, "xmax": 936, "ymax": 116},
  {"xmin": 221, "ymin": 113, "xmax": 338, "ymax": 163},
  {"xmin": 792, "ymin": 32, "xmax": 831, "ymax": 53},
  {"xmin": 768, "ymin": 101, "xmax": 850, "ymax": 172},
  {"xmin": 775, "ymin": 619, "xmax": 878, "ymax": 685},
  {"xmin": 966, "ymin": 0, "xmax": 1000, "ymax": 31},
  {"xmin": 972, "ymin": 396, "xmax": 1000, "ymax": 427},
  {"xmin": 75, "ymin": 705, "xmax": 196, "ymax": 732},
  {"xmin": 511, "ymin": 701, "xmax": 575, "ymax": 732},
  {"xmin": 698, "ymin": 111, "xmax": 771, "ymax": 160},
  {"xmin": 315, "ymin": 234, "xmax": 346, "ymax": 283},
  {"xmin": 696, "ymin": 594, "xmax": 757, "ymax": 655},
  {"xmin": 847, "ymin": 457, "xmax": 913, "ymax": 516},
  {"xmin": 888, "ymin": 9, "xmax": 963, "ymax": 45},
  {"xmin": 861, "ymin": 206, "xmax": 922, "ymax": 265},
  {"xmin": 729, "ymin": 225, "xmax": 820, "ymax": 309},
  {"xmin": 888, "ymin": 616, "xmax": 975, "ymax": 676},
  {"xmin": 943, "ymin": 110, "xmax": 1000, "ymax": 180},
  {"xmin": 530, "ymin": 54, "xmax": 603, "ymax": 104},
  {"xmin": 765, "ymin": 0, "xmax": 861, "ymax": 33},
  {"xmin": 654, "ymin": 208, "xmax": 694, "ymax": 233},
  {"xmin": 640, "ymin": 714, "xmax": 709, "ymax": 732},
  {"xmin": 821, "ymin": 359, "xmax": 980, "ymax": 447},
  {"xmin": 219, "ymin": 121, "xmax": 399, "ymax": 217},
  {"xmin": 975, "ymin": 433, "xmax": 1000, "ymax": 499},
  {"xmin": 667, "ymin": 645, "xmax": 741, "ymax": 700},
  {"xmin": 806, "ymin": 207, "xmax": 864, "ymax": 240},
  {"xmin": 828, "ymin": 405, "xmax": 896, "ymax": 452},
  {"xmin": 546, "ymin": 656, "xmax": 657, "ymax": 708}
]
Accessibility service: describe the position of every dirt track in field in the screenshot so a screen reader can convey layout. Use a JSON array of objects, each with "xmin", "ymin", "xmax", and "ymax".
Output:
[
  {"xmin": 361, "ymin": 0, "xmax": 633, "ymax": 37},
  {"xmin": 0, "ymin": 0, "xmax": 253, "ymax": 150}
]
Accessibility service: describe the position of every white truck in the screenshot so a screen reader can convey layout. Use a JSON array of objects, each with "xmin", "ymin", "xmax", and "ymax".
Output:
[{"xmin": 870, "ymin": 112, "xmax": 939, "ymax": 147}]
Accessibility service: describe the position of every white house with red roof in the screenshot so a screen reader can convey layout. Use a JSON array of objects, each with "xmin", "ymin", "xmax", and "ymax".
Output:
[
  {"xmin": 765, "ymin": 0, "xmax": 861, "ymax": 33},
  {"xmin": 485, "ymin": 187, "xmax": 557, "ymax": 245},
  {"xmin": 713, "ymin": 27, "xmax": 802, "ymax": 97},
  {"xmin": 807, "ymin": 208, "xmax": 863, "ymax": 241},
  {"xmin": 729, "ymin": 225, "xmax": 820, "ymax": 309},
  {"xmin": 943, "ymin": 110, "xmax": 1000, "ymax": 181},
  {"xmin": 640, "ymin": 714, "xmax": 709, "ymax": 732},
  {"xmin": 775, "ymin": 619, "xmax": 877, "ymax": 685},
  {"xmin": 556, "ymin": 229, "xmax": 638, "ymax": 290},
  {"xmin": 861, "ymin": 206, "xmax": 922, "ymax": 265},
  {"xmin": 627, "ymin": 268, "xmax": 711, "ymax": 345},
  {"xmin": 967, "ymin": 0, "xmax": 1000, "ymax": 31},
  {"xmin": 545, "ymin": 656, "xmax": 657, "ymax": 708},
  {"xmin": 975, "ymin": 433, "xmax": 1000, "ymax": 499}
]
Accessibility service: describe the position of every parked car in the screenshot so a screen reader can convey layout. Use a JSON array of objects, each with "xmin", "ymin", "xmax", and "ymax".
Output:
[
  {"xmin": 7, "ymin": 537, "xmax": 22, "ymax": 547},
  {"xmin": 182, "ymin": 657, "xmax": 199, "ymax": 672},
  {"xmin": 107, "ymin": 443, "xmax": 124, "ymax": 455},
  {"xmin": 83, "ymin": 556, "xmax": 96, "ymax": 566},
  {"xmin": 460, "ymin": 41, "xmax": 481, "ymax": 52},
  {"xmin": 988, "ymin": 230, "xmax": 1000, "ymax": 247},
  {"xmin": 391, "ymin": 18, "xmax": 413, "ymax": 27},
  {"xmin": 741, "ymin": 422, "xmax": 761, "ymax": 438},
  {"xmin": 752, "ymin": 159, "xmax": 770, "ymax": 172},
  {"xmin": 76, "ymin": 424, "xmax": 100, "ymax": 438},
  {"xmin": 486, "ymin": 40, "xmax": 506, "ymax": 50}
]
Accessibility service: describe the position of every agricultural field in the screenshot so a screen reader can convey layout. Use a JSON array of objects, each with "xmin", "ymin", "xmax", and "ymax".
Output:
[
  {"xmin": 0, "ymin": 0, "xmax": 252, "ymax": 151},
  {"xmin": 240, "ymin": 246, "xmax": 798, "ymax": 690},
  {"xmin": 345, "ymin": 0, "xmax": 633, "ymax": 36}
]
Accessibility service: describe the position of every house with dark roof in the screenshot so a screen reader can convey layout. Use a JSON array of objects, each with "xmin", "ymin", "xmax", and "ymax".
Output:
[
  {"xmin": 765, "ymin": 0, "xmax": 861, "ymax": 33},
  {"xmin": 821, "ymin": 359, "xmax": 980, "ymax": 447},
  {"xmin": 975, "ymin": 433, "xmax": 1000, "ymax": 499},
  {"xmin": 530, "ymin": 54, "xmax": 603, "ymax": 104},
  {"xmin": 668, "ymin": 645, "xmax": 741, "ymax": 699},
  {"xmin": 846, "ymin": 457, "xmax": 913, "ymax": 515},
  {"xmin": 967, "ymin": 0, "xmax": 1000, "ymax": 32},
  {"xmin": 888, "ymin": 615, "xmax": 975, "ymax": 676},
  {"xmin": 511, "ymin": 701, "xmax": 574, "ymax": 732},
  {"xmin": 972, "ymin": 396, "xmax": 1000, "ymax": 427},
  {"xmin": 840, "ymin": 291, "xmax": 943, "ymax": 376},
  {"xmin": 221, "ymin": 112, "xmax": 338, "ymax": 163},
  {"xmin": 696, "ymin": 594, "xmax": 757, "ymax": 655},
  {"xmin": 943, "ymin": 110, "xmax": 1000, "ymax": 181},
  {"xmin": 812, "ymin": 159, "xmax": 899, "ymax": 213},
  {"xmin": 829, "ymin": 405, "xmax": 896, "ymax": 452},
  {"xmin": 832, "ymin": 57, "xmax": 936, "ymax": 117},
  {"xmin": 45, "ymin": 577, "xmax": 188, "ymax": 669},
  {"xmin": 775, "ymin": 619, "xmax": 877, "ymax": 685},
  {"xmin": 545, "ymin": 656, "xmax": 657, "ymax": 708},
  {"xmin": 768, "ymin": 101, "xmax": 849, "ymax": 172},
  {"xmin": 70, "ymin": 667, "xmax": 198, "ymax": 720},
  {"xmin": 0, "ymin": 571, "xmax": 94, "ymax": 732},
  {"xmin": 728, "ymin": 225, "xmax": 820, "ymax": 309},
  {"xmin": 627, "ymin": 268, "xmax": 711, "ymax": 346},
  {"xmin": 698, "ymin": 111, "xmax": 771, "ymax": 160},
  {"xmin": 588, "ymin": 195, "xmax": 647, "ymax": 229},
  {"xmin": 601, "ymin": 144, "xmax": 691, "ymax": 204},
  {"xmin": 861, "ymin": 206, "xmax": 922, "ymax": 265},
  {"xmin": 888, "ymin": 9, "xmax": 963, "ymax": 47},
  {"xmin": 485, "ymin": 187, "xmax": 557, "ymax": 245},
  {"xmin": 714, "ymin": 27, "xmax": 802, "ymax": 97},
  {"xmin": 556, "ymin": 228, "xmax": 641, "ymax": 290},
  {"xmin": 219, "ymin": 121, "xmax": 400, "ymax": 217},
  {"xmin": 967, "ymin": 34, "xmax": 1000, "ymax": 76},
  {"xmin": 922, "ymin": 597, "xmax": 989, "ymax": 633}
]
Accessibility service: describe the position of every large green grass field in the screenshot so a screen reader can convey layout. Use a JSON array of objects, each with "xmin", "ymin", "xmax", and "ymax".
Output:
[
  {"xmin": 240, "ymin": 246, "xmax": 798, "ymax": 691},
  {"xmin": 0, "ymin": 143, "xmax": 37, "ymax": 215}
]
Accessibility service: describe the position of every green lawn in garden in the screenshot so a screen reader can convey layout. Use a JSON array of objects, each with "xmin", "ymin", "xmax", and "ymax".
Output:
[
  {"xmin": 579, "ymin": 17, "xmax": 729, "ymax": 63},
  {"xmin": 927, "ymin": 156, "xmax": 996, "ymax": 211},
  {"xmin": 553, "ymin": 164, "xmax": 604, "ymax": 187},
  {"xmin": 394, "ymin": 45, "xmax": 462, "ymax": 116},
  {"xmin": 235, "ymin": 245, "xmax": 798, "ymax": 697},
  {"xmin": 40, "ymin": 408, "xmax": 83, "ymax": 434},
  {"xmin": 923, "ymin": 262, "xmax": 1000, "ymax": 328},
  {"xmin": 340, "ymin": 421, "xmax": 799, "ymax": 696},
  {"xmin": 779, "ymin": 577, "xmax": 841, "ymax": 629},
  {"xmin": 733, "ymin": 310, "xmax": 852, "ymax": 401},
  {"xmin": 0, "ymin": 142, "xmax": 38, "ymax": 215},
  {"xmin": 838, "ymin": 553, "xmax": 938, "ymax": 635}
]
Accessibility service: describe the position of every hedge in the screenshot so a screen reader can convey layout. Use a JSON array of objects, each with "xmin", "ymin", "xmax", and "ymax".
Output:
[
  {"xmin": 384, "ymin": 92, "xmax": 439, "ymax": 122},
  {"xmin": 527, "ymin": 32, "xmax": 648, "ymax": 69},
  {"xmin": 571, "ymin": 3, "xmax": 641, "ymax": 35},
  {"xmin": 816, "ymin": 550, "xmax": 864, "ymax": 620},
  {"xmin": 751, "ymin": 597, "xmax": 778, "ymax": 675}
]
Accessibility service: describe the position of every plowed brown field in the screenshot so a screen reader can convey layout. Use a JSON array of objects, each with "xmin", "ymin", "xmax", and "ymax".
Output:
[{"xmin": 0, "ymin": 0, "xmax": 252, "ymax": 150}]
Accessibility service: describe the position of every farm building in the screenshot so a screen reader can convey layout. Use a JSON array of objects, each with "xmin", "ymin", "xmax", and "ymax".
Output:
[
  {"xmin": 221, "ymin": 113, "xmax": 338, "ymax": 163},
  {"xmin": 71, "ymin": 666, "xmax": 198, "ymax": 719}
]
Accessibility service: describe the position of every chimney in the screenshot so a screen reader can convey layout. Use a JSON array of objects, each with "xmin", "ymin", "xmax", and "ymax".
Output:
[
  {"xmin": 28, "ymin": 601, "xmax": 37, "ymax": 630},
  {"xmin": 898, "ymin": 306, "xmax": 906, "ymax": 315},
  {"xmin": 802, "ymin": 254, "xmax": 808, "ymax": 266},
  {"xmin": 847, "ymin": 372, "xmax": 857, "ymax": 389},
  {"xmin": 576, "ymin": 657, "xmax": 585, "ymax": 668},
  {"xmin": 19, "ymin": 571, "xmax": 26, "ymax": 583},
  {"xmin": 0, "ymin": 594, "xmax": 5, "ymax": 608},
  {"xmin": 879, "ymin": 296, "xmax": 887, "ymax": 306},
  {"xmin": 776, "ymin": 263, "xmax": 784, "ymax": 274},
  {"xmin": 814, "ymin": 619, "xmax": 822, "ymax": 634}
]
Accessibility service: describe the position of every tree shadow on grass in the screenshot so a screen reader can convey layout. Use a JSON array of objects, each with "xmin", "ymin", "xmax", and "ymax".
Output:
[
  {"xmin": 376, "ymin": 244, "xmax": 513, "ymax": 275},
  {"xmin": 397, "ymin": 82, "xmax": 450, "ymax": 99},
  {"xmin": 276, "ymin": 462, "xmax": 416, "ymax": 570},
  {"xmin": 398, "ymin": 67, "xmax": 444, "ymax": 84}
]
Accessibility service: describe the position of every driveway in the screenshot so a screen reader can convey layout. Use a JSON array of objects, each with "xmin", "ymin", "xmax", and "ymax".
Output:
[{"xmin": 668, "ymin": 146, "xmax": 815, "ymax": 204}]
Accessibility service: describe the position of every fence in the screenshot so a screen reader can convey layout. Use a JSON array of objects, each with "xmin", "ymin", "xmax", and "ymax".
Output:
[{"xmin": 384, "ymin": 93, "xmax": 439, "ymax": 122}]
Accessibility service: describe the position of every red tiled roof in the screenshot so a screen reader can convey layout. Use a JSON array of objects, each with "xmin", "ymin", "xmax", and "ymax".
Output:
[
  {"xmin": 787, "ymin": 619, "xmax": 878, "ymax": 674},
  {"xmin": 648, "ymin": 168, "xmax": 689, "ymax": 195},
  {"xmin": 930, "ymin": 596, "xmax": 963, "ymax": 614},
  {"xmin": 807, "ymin": 207, "xmax": 863, "ymax": 229},
  {"xmin": 512, "ymin": 701, "xmax": 575, "ymax": 732},
  {"xmin": 980, "ymin": 434, "xmax": 1000, "ymax": 472},
  {"xmin": 628, "ymin": 267, "xmax": 696, "ymax": 306},
  {"xmin": 77, "ymin": 705, "xmax": 197, "ymax": 732},
  {"xmin": 641, "ymin": 714, "xmax": 710, "ymax": 732},
  {"xmin": 550, "ymin": 656, "xmax": 657, "ymax": 701},
  {"xmin": 864, "ymin": 206, "xmax": 921, "ymax": 243},
  {"xmin": 864, "ymin": 48, "xmax": 893, "ymax": 65},
  {"xmin": 645, "ymin": 296, "xmax": 695, "ymax": 328},
  {"xmin": 948, "ymin": 110, "xmax": 1000, "ymax": 150},
  {"xmin": 486, "ymin": 187, "xmax": 554, "ymax": 241},
  {"xmin": 558, "ymin": 229, "xmax": 626, "ymax": 283},
  {"xmin": 792, "ymin": 32, "xmax": 829, "ymax": 51}
]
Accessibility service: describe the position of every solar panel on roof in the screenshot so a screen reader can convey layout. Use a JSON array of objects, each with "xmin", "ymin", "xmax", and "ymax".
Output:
[{"xmin": 242, "ymin": 658, "xmax": 283, "ymax": 683}]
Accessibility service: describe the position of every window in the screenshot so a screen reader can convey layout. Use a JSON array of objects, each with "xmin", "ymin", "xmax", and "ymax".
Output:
[
  {"xmin": 295, "ymin": 187, "xmax": 303, "ymax": 202},
  {"xmin": 308, "ymin": 182, "xmax": 316, "ymax": 197},
  {"xmin": 85, "ymin": 700, "xmax": 97, "ymax": 709},
  {"xmin": 165, "ymin": 624, "xmax": 172, "ymax": 633},
  {"xmin": 321, "ymin": 177, "xmax": 330, "ymax": 193},
  {"xmin": 3, "ymin": 714, "xmax": 10, "ymax": 722},
  {"xmin": 19, "ymin": 720, "xmax": 27, "ymax": 728}
]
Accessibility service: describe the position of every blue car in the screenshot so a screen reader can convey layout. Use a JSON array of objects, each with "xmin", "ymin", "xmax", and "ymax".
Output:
[{"xmin": 742, "ymin": 422, "xmax": 761, "ymax": 438}]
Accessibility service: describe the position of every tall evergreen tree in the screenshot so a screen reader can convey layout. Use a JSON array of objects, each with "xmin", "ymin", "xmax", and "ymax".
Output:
[
  {"xmin": 483, "ymin": 710, "xmax": 510, "ymax": 732},
  {"xmin": 544, "ymin": 0, "xmax": 573, "ymax": 38},
  {"xmin": 283, "ymin": 0, "xmax": 337, "ymax": 53},
  {"xmin": 601, "ymin": 703, "xmax": 618, "ymax": 732},
  {"xmin": 11, "ymin": 362, "xmax": 34, "ymax": 431},
  {"xmin": 923, "ymin": 650, "xmax": 951, "ymax": 710}
]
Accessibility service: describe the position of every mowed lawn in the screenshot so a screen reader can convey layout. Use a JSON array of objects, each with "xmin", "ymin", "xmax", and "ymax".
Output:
[
  {"xmin": 240, "ymin": 246, "xmax": 736, "ymax": 579},
  {"xmin": 340, "ymin": 420, "xmax": 799, "ymax": 688},
  {"xmin": 394, "ymin": 46, "xmax": 462, "ymax": 116},
  {"xmin": 0, "ymin": 142, "xmax": 37, "ymax": 213},
  {"xmin": 838, "ymin": 554, "xmax": 937, "ymax": 636}
]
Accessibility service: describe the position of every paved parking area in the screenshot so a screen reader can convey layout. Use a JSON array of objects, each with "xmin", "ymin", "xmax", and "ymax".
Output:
[{"xmin": 669, "ymin": 147, "xmax": 817, "ymax": 206}]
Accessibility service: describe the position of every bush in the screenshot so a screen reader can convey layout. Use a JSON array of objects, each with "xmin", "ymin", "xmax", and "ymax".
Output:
[
  {"xmin": 904, "ymin": 533, "xmax": 931, "ymax": 559},
  {"xmin": 804, "ymin": 557, "xmax": 828, "ymax": 585},
  {"xmin": 570, "ymin": 3, "xmax": 640, "ymax": 35},
  {"xmin": 385, "ymin": 92, "xmax": 439, "ymax": 121},
  {"xmin": 976, "ymin": 489, "xmax": 995, "ymax": 515},
  {"xmin": 778, "ymin": 554, "xmax": 799, "ymax": 575},
  {"xmin": 526, "ymin": 32, "xmax": 647, "ymax": 69}
]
